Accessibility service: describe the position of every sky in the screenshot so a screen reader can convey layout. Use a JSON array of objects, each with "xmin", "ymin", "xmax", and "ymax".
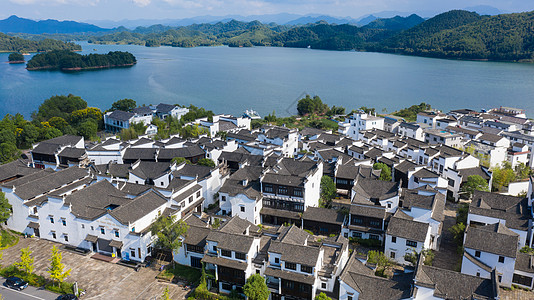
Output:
[{"xmin": 1, "ymin": 0, "xmax": 533, "ymax": 22}]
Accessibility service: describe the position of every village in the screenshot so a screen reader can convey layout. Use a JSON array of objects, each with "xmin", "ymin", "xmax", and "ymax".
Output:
[{"xmin": 1, "ymin": 103, "xmax": 534, "ymax": 300}]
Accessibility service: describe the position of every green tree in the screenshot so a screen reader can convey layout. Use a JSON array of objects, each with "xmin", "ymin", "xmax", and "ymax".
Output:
[
  {"xmin": 0, "ymin": 191, "xmax": 12, "ymax": 227},
  {"xmin": 8, "ymin": 53, "xmax": 24, "ymax": 62},
  {"xmin": 297, "ymin": 95, "xmax": 328, "ymax": 116},
  {"xmin": 47, "ymin": 245, "xmax": 71, "ymax": 286},
  {"xmin": 197, "ymin": 158, "xmax": 215, "ymax": 167},
  {"xmin": 320, "ymin": 175, "xmax": 336, "ymax": 208},
  {"xmin": 150, "ymin": 216, "xmax": 189, "ymax": 263},
  {"xmin": 243, "ymin": 274, "xmax": 269, "ymax": 300},
  {"xmin": 367, "ymin": 250, "xmax": 393, "ymax": 277},
  {"xmin": 315, "ymin": 293, "xmax": 332, "ymax": 300},
  {"xmin": 492, "ymin": 162, "xmax": 516, "ymax": 191},
  {"xmin": 449, "ymin": 222, "xmax": 466, "ymax": 246},
  {"xmin": 17, "ymin": 123, "xmax": 39, "ymax": 149},
  {"xmin": 77, "ymin": 119, "xmax": 98, "ymax": 139},
  {"xmin": 461, "ymin": 175, "xmax": 489, "ymax": 199},
  {"xmin": 110, "ymin": 98, "xmax": 137, "ymax": 112},
  {"xmin": 14, "ymin": 247, "xmax": 34, "ymax": 275},
  {"xmin": 33, "ymin": 94, "xmax": 87, "ymax": 122},
  {"xmin": 48, "ymin": 117, "xmax": 69, "ymax": 131},
  {"xmin": 373, "ymin": 163, "xmax": 392, "ymax": 181},
  {"xmin": 515, "ymin": 163, "xmax": 531, "ymax": 180},
  {"xmin": 160, "ymin": 287, "xmax": 171, "ymax": 300},
  {"xmin": 0, "ymin": 142, "xmax": 20, "ymax": 163},
  {"xmin": 171, "ymin": 157, "xmax": 191, "ymax": 165}
]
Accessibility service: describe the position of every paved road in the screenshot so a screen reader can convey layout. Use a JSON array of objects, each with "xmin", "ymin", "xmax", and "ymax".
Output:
[{"xmin": 0, "ymin": 284, "xmax": 59, "ymax": 300}]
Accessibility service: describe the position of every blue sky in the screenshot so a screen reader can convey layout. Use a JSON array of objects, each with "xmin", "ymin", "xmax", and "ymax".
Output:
[{"xmin": 1, "ymin": 0, "xmax": 533, "ymax": 22}]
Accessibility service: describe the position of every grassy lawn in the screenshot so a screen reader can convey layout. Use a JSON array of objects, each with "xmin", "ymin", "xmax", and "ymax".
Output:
[
  {"xmin": 164, "ymin": 264, "xmax": 202, "ymax": 284},
  {"xmin": 0, "ymin": 229, "xmax": 19, "ymax": 249}
]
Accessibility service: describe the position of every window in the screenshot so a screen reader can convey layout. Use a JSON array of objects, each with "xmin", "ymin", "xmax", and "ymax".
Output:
[
  {"xmin": 264, "ymin": 184, "xmax": 273, "ymax": 193},
  {"xmin": 62, "ymin": 219, "xmax": 66, "ymax": 226},
  {"xmin": 64, "ymin": 235, "xmax": 69, "ymax": 242},
  {"xmin": 235, "ymin": 252, "xmax": 246, "ymax": 260},
  {"xmin": 213, "ymin": 246, "xmax": 217, "ymax": 252},
  {"xmin": 221, "ymin": 249, "xmax": 231, "ymax": 258},
  {"xmin": 50, "ymin": 216, "xmax": 54, "ymax": 224},
  {"xmin": 285, "ymin": 262, "xmax": 296, "ymax": 270},
  {"xmin": 370, "ymin": 220, "xmax": 381, "ymax": 227},
  {"xmin": 391, "ymin": 236, "xmax": 396, "ymax": 243},
  {"xmin": 348, "ymin": 296, "xmax": 353, "ymax": 300},
  {"xmin": 352, "ymin": 217, "xmax": 363, "ymax": 225},
  {"xmin": 475, "ymin": 250, "xmax": 481, "ymax": 258},
  {"xmin": 476, "ymin": 272, "xmax": 480, "ymax": 277},
  {"xmin": 352, "ymin": 232, "xmax": 362, "ymax": 238},
  {"xmin": 293, "ymin": 188, "xmax": 303, "ymax": 197},
  {"xmin": 115, "ymin": 231, "xmax": 119, "ymax": 238},
  {"xmin": 406, "ymin": 240, "xmax": 417, "ymax": 247},
  {"xmin": 499, "ymin": 256, "xmax": 505, "ymax": 263},
  {"xmin": 387, "ymin": 203, "xmax": 391, "ymax": 209},
  {"xmin": 189, "ymin": 196, "xmax": 193, "ymax": 203},
  {"xmin": 100, "ymin": 228, "xmax": 105, "ymax": 235},
  {"xmin": 301, "ymin": 265, "xmax": 313, "ymax": 274},
  {"xmin": 196, "ymin": 191, "xmax": 201, "ymax": 197},
  {"xmin": 51, "ymin": 232, "xmax": 56, "ymax": 239},
  {"xmin": 221, "ymin": 196, "xmax": 226, "ymax": 202},
  {"xmin": 498, "ymin": 275, "xmax": 502, "ymax": 283},
  {"xmin": 131, "ymin": 249, "xmax": 136, "ymax": 258},
  {"xmin": 278, "ymin": 186, "xmax": 288, "ymax": 195},
  {"xmin": 91, "ymin": 226, "xmax": 94, "ymax": 231},
  {"xmin": 321, "ymin": 283, "xmax": 326, "ymax": 289},
  {"xmin": 369, "ymin": 234, "xmax": 380, "ymax": 240},
  {"xmin": 81, "ymin": 224, "xmax": 85, "ymax": 229},
  {"xmin": 390, "ymin": 252, "xmax": 396, "ymax": 259},
  {"xmin": 274, "ymin": 257, "xmax": 280, "ymax": 264},
  {"xmin": 240, "ymin": 206, "xmax": 245, "ymax": 212}
]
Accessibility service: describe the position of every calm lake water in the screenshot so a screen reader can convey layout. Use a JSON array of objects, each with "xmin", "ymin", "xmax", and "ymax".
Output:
[{"xmin": 1, "ymin": 41, "xmax": 534, "ymax": 119}]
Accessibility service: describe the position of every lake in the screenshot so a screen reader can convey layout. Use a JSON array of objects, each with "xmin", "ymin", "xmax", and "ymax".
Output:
[{"xmin": 1, "ymin": 42, "xmax": 534, "ymax": 119}]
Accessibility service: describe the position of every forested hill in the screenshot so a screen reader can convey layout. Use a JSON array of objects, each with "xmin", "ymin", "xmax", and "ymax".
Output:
[
  {"xmin": 381, "ymin": 10, "xmax": 534, "ymax": 61},
  {"xmin": 26, "ymin": 50, "xmax": 136, "ymax": 71},
  {"xmin": 0, "ymin": 32, "xmax": 81, "ymax": 52},
  {"xmin": 0, "ymin": 15, "xmax": 108, "ymax": 34}
]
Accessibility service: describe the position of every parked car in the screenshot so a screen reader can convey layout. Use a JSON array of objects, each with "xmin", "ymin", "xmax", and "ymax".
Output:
[
  {"xmin": 5, "ymin": 276, "xmax": 28, "ymax": 290},
  {"xmin": 56, "ymin": 294, "xmax": 78, "ymax": 300}
]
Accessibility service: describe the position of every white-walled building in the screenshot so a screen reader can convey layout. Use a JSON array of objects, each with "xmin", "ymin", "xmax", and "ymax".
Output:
[{"xmin": 339, "ymin": 112, "xmax": 384, "ymax": 141}]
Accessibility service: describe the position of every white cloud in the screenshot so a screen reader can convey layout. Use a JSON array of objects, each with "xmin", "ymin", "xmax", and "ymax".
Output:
[{"xmin": 132, "ymin": 0, "xmax": 151, "ymax": 6}]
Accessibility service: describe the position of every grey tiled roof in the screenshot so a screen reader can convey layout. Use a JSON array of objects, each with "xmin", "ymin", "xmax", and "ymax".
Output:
[
  {"xmin": 349, "ymin": 204, "xmax": 386, "ymax": 219},
  {"xmin": 130, "ymin": 161, "xmax": 171, "ymax": 180},
  {"xmin": 107, "ymin": 110, "xmax": 134, "ymax": 121},
  {"xmin": 352, "ymin": 178, "xmax": 399, "ymax": 203},
  {"xmin": 202, "ymin": 255, "xmax": 248, "ymax": 271},
  {"xmin": 340, "ymin": 254, "xmax": 412, "ymax": 300},
  {"xmin": 14, "ymin": 167, "xmax": 90, "ymax": 200},
  {"xmin": 268, "ymin": 240, "xmax": 320, "ymax": 266},
  {"xmin": 118, "ymin": 182, "xmax": 151, "ymax": 196},
  {"xmin": 276, "ymin": 225, "xmax": 310, "ymax": 245},
  {"xmin": 183, "ymin": 225, "xmax": 211, "ymax": 246},
  {"xmin": 156, "ymin": 103, "xmax": 177, "ymax": 114},
  {"xmin": 464, "ymin": 223, "xmax": 519, "ymax": 258},
  {"xmin": 0, "ymin": 159, "xmax": 37, "ymax": 182},
  {"xmin": 415, "ymin": 264, "xmax": 497, "ymax": 300},
  {"xmin": 157, "ymin": 145, "xmax": 205, "ymax": 160},
  {"xmin": 469, "ymin": 191, "xmax": 529, "ymax": 231},
  {"xmin": 123, "ymin": 148, "xmax": 157, "ymax": 161},
  {"xmin": 302, "ymin": 207, "xmax": 345, "ymax": 225},
  {"xmin": 413, "ymin": 168, "xmax": 439, "ymax": 179},
  {"xmin": 386, "ymin": 210, "xmax": 429, "ymax": 242},
  {"xmin": 262, "ymin": 158, "xmax": 319, "ymax": 187},
  {"xmin": 173, "ymin": 164, "xmax": 213, "ymax": 180},
  {"xmin": 132, "ymin": 106, "xmax": 153, "ymax": 115},
  {"xmin": 207, "ymin": 231, "xmax": 255, "ymax": 253},
  {"xmin": 264, "ymin": 267, "xmax": 315, "ymax": 285},
  {"xmin": 58, "ymin": 147, "xmax": 86, "ymax": 159},
  {"xmin": 218, "ymin": 166, "xmax": 262, "ymax": 200}
]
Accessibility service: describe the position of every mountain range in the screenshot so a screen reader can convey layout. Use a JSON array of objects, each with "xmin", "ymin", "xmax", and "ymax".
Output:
[
  {"xmin": 0, "ymin": 5, "xmax": 506, "ymax": 34},
  {"xmin": 0, "ymin": 15, "xmax": 108, "ymax": 34}
]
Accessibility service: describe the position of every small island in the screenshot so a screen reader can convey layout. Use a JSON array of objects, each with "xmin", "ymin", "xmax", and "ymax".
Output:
[
  {"xmin": 26, "ymin": 50, "xmax": 137, "ymax": 71},
  {"xmin": 8, "ymin": 52, "xmax": 24, "ymax": 64}
]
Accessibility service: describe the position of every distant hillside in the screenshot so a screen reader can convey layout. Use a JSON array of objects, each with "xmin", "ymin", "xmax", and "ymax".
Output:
[
  {"xmin": 363, "ymin": 14, "xmax": 425, "ymax": 30},
  {"xmin": 0, "ymin": 15, "xmax": 108, "ymax": 34},
  {"xmin": 284, "ymin": 15, "xmax": 357, "ymax": 25},
  {"xmin": 0, "ymin": 32, "xmax": 81, "ymax": 52},
  {"xmin": 378, "ymin": 10, "xmax": 534, "ymax": 61}
]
